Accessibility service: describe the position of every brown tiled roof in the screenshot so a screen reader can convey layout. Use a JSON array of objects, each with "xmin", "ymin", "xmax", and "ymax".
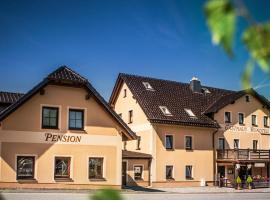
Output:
[
  {"xmin": 122, "ymin": 150, "xmax": 152, "ymax": 159},
  {"xmin": 110, "ymin": 74, "xmax": 270, "ymax": 128},
  {"xmin": 0, "ymin": 66, "xmax": 137, "ymax": 140},
  {"xmin": 0, "ymin": 91, "xmax": 24, "ymax": 104}
]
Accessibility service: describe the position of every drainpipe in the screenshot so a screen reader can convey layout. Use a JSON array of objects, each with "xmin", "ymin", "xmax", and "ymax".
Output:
[{"xmin": 212, "ymin": 127, "xmax": 219, "ymax": 186}]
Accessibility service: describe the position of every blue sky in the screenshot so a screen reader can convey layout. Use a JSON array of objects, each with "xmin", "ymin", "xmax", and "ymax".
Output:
[{"xmin": 0, "ymin": 0, "xmax": 270, "ymax": 100}]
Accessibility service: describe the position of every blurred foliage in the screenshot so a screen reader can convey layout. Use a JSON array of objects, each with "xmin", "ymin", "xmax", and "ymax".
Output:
[
  {"xmin": 90, "ymin": 188, "xmax": 123, "ymax": 200},
  {"xmin": 204, "ymin": 0, "xmax": 270, "ymax": 89}
]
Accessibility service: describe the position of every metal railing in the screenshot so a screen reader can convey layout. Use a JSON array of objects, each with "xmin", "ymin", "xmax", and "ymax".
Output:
[{"xmin": 217, "ymin": 149, "xmax": 270, "ymax": 160}]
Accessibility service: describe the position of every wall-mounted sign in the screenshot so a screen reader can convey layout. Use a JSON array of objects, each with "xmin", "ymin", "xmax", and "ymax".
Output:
[
  {"xmin": 45, "ymin": 133, "xmax": 81, "ymax": 143},
  {"xmin": 254, "ymin": 163, "xmax": 265, "ymax": 168},
  {"xmin": 223, "ymin": 125, "xmax": 270, "ymax": 135}
]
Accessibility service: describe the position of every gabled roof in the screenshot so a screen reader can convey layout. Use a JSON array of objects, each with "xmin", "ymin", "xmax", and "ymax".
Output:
[
  {"xmin": 0, "ymin": 66, "xmax": 136, "ymax": 140},
  {"xmin": 110, "ymin": 73, "xmax": 270, "ymax": 128},
  {"xmin": 0, "ymin": 91, "xmax": 24, "ymax": 104}
]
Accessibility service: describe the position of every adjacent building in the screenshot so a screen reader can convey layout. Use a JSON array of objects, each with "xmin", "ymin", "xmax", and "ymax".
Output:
[
  {"xmin": 110, "ymin": 74, "xmax": 270, "ymax": 187},
  {"xmin": 0, "ymin": 66, "xmax": 136, "ymax": 189}
]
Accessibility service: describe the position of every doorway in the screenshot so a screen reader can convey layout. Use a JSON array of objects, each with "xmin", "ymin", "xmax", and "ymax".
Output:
[{"xmin": 122, "ymin": 161, "xmax": 127, "ymax": 186}]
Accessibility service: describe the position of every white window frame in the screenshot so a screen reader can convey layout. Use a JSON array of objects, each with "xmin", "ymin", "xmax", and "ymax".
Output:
[
  {"xmin": 165, "ymin": 134, "xmax": 174, "ymax": 150},
  {"xmin": 184, "ymin": 135, "xmax": 194, "ymax": 150},
  {"xmin": 40, "ymin": 104, "xmax": 62, "ymax": 130},
  {"xmin": 185, "ymin": 165, "xmax": 193, "ymax": 180},
  {"xmin": 53, "ymin": 155, "xmax": 73, "ymax": 181},
  {"xmin": 159, "ymin": 106, "xmax": 172, "ymax": 116},
  {"xmin": 88, "ymin": 156, "xmax": 106, "ymax": 180},
  {"xmin": 67, "ymin": 106, "xmax": 87, "ymax": 131},
  {"xmin": 15, "ymin": 154, "xmax": 38, "ymax": 180},
  {"xmin": 184, "ymin": 108, "xmax": 196, "ymax": 118},
  {"xmin": 133, "ymin": 164, "xmax": 144, "ymax": 180},
  {"xmin": 224, "ymin": 111, "xmax": 232, "ymax": 124},
  {"xmin": 142, "ymin": 82, "xmax": 154, "ymax": 91}
]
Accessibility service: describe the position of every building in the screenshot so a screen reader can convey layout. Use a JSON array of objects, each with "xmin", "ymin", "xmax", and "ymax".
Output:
[
  {"xmin": 109, "ymin": 74, "xmax": 270, "ymax": 187},
  {"xmin": 0, "ymin": 66, "xmax": 136, "ymax": 189}
]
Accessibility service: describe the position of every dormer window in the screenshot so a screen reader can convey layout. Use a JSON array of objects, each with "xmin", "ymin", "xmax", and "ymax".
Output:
[
  {"xmin": 184, "ymin": 108, "xmax": 196, "ymax": 118},
  {"xmin": 246, "ymin": 95, "xmax": 250, "ymax": 102},
  {"xmin": 159, "ymin": 106, "xmax": 172, "ymax": 116},
  {"xmin": 142, "ymin": 82, "xmax": 154, "ymax": 91},
  {"xmin": 202, "ymin": 88, "xmax": 211, "ymax": 94}
]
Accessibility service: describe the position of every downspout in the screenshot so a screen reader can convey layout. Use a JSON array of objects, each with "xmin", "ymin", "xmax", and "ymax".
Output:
[{"xmin": 212, "ymin": 127, "xmax": 219, "ymax": 186}]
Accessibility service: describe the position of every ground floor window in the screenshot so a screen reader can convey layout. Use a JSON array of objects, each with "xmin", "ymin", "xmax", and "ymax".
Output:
[
  {"xmin": 134, "ymin": 165, "xmax": 143, "ymax": 180},
  {"xmin": 89, "ymin": 157, "xmax": 104, "ymax": 179},
  {"xmin": 16, "ymin": 156, "xmax": 35, "ymax": 180},
  {"xmin": 54, "ymin": 157, "xmax": 71, "ymax": 179},
  {"xmin": 166, "ymin": 165, "xmax": 173, "ymax": 180},
  {"xmin": 185, "ymin": 165, "xmax": 193, "ymax": 179}
]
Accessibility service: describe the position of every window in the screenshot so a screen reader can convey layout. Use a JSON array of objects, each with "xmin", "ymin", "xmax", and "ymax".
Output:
[
  {"xmin": 252, "ymin": 115, "xmax": 257, "ymax": 126},
  {"xmin": 69, "ymin": 109, "xmax": 84, "ymax": 130},
  {"xmin": 238, "ymin": 113, "xmax": 244, "ymax": 125},
  {"xmin": 184, "ymin": 108, "xmax": 196, "ymax": 118},
  {"xmin": 123, "ymin": 89, "xmax": 127, "ymax": 98},
  {"xmin": 165, "ymin": 135, "xmax": 173, "ymax": 150},
  {"xmin": 224, "ymin": 112, "xmax": 231, "ymax": 123},
  {"xmin": 264, "ymin": 116, "xmax": 269, "ymax": 127},
  {"xmin": 185, "ymin": 136, "xmax": 193, "ymax": 150},
  {"xmin": 218, "ymin": 138, "xmax": 225, "ymax": 150},
  {"xmin": 134, "ymin": 165, "xmax": 143, "ymax": 180},
  {"xmin": 253, "ymin": 140, "xmax": 258, "ymax": 150},
  {"xmin": 185, "ymin": 165, "xmax": 193, "ymax": 179},
  {"xmin": 16, "ymin": 156, "xmax": 35, "ymax": 180},
  {"xmin": 234, "ymin": 139, "xmax": 239, "ymax": 149},
  {"xmin": 246, "ymin": 95, "xmax": 250, "ymax": 102},
  {"xmin": 159, "ymin": 106, "xmax": 172, "ymax": 116},
  {"xmin": 54, "ymin": 157, "xmax": 71, "ymax": 179},
  {"xmin": 128, "ymin": 110, "xmax": 133, "ymax": 123},
  {"xmin": 42, "ymin": 107, "xmax": 59, "ymax": 129},
  {"xmin": 142, "ymin": 82, "xmax": 154, "ymax": 91},
  {"xmin": 123, "ymin": 141, "xmax": 127, "ymax": 150},
  {"xmin": 166, "ymin": 166, "xmax": 173, "ymax": 180},
  {"xmin": 136, "ymin": 136, "xmax": 141, "ymax": 150},
  {"xmin": 89, "ymin": 158, "xmax": 104, "ymax": 179}
]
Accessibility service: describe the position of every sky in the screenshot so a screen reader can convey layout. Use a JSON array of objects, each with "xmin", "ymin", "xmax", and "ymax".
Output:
[{"xmin": 0, "ymin": 0, "xmax": 270, "ymax": 100}]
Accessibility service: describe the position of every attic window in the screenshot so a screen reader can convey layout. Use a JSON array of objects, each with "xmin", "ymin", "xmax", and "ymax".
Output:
[
  {"xmin": 202, "ymin": 88, "xmax": 211, "ymax": 94},
  {"xmin": 246, "ymin": 95, "xmax": 250, "ymax": 102},
  {"xmin": 159, "ymin": 106, "xmax": 172, "ymax": 116},
  {"xmin": 142, "ymin": 82, "xmax": 154, "ymax": 91},
  {"xmin": 184, "ymin": 108, "xmax": 196, "ymax": 118}
]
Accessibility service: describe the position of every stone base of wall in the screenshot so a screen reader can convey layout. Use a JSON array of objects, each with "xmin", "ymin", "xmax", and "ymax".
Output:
[
  {"xmin": 126, "ymin": 180, "xmax": 149, "ymax": 187},
  {"xmin": 152, "ymin": 181, "xmax": 214, "ymax": 188},
  {"xmin": 0, "ymin": 182, "xmax": 121, "ymax": 190}
]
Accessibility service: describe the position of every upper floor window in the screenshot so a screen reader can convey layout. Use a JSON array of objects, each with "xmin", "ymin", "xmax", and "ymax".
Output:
[
  {"xmin": 89, "ymin": 157, "xmax": 104, "ymax": 179},
  {"xmin": 238, "ymin": 113, "xmax": 244, "ymax": 125},
  {"xmin": 159, "ymin": 106, "xmax": 172, "ymax": 116},
  {"xmin": 224, "ymin": 112, "xmax": 231, "ymax": 123},
  {"xmin": 166, "ymin": 165, "xmax": 173, "ymax": 180},
  {"xmin": 253, "ymin": 140, "xmax": 258, "ymax": 150},
  {"xmin": 142, "ymin": 82, "xmax": 154, "ymax": 91},
  {"xmin": 54, "ymin": 157, "xmax": 71, "ymax": 179},
  {"xmin": 264, "ymin": 116, "xmax": 269, "ymax": 127},
  {"xmin": 42, "ymin": 106, "xmax": 59, "ymax": 129},
  {"xmin": 17, "ymin": 156, "xmax": 35, "ymax": 180},
  {"xmin": 128, "ymin": 110, "xmax": 133, "ymax": 124},
  {"xmin": 245, "ymin": 95, "xmax": 250, "ymax": 102},
  {"xmin": 252, "ymin": 115, "xmax": 257, "ymax": 126},
  {"xmin": 136, "ymin": 136, "xmax": 141, "ymax": 150},
  {"xmin": 234, "ymin": 139, "xmax": 239, "ymax": 149},
  {"xmin": 185, "ymin": 136, "xmax": 193, "ymax": 150},
  {"xmin": 165, "ymin": 135, "xmax": 173, "ymax": 150},
  {"xmin": 69, "ymin": 109, "xmax": 84, "ymax": 130},
  {"xmin": 184, "ymin": 108, "xmax": 196, "ymax": 118},
  {"xmin": 218, "ymin": 138, "xmax": 225, "ymax": 150},
  {"xmin": 123, "ymin": 89, "xmax": 127, "ymax": 98},
  {"xmin": 185, "ymin": 165, "xmax": 193, "ymax": 179}
]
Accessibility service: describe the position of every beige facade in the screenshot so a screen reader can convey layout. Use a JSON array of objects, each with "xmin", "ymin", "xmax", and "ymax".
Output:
[{"xmin": 0, "ymin": 67, "xmax": 136, "ymax": 189}]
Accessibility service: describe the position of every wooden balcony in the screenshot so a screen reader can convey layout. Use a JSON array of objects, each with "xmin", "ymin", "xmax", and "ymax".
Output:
[{"xmin": 217, "ymin": 149, "xmax": 270, "ymax": 161}]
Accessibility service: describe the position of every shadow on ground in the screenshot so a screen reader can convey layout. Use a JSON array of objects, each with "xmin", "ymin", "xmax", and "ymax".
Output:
[{"xmin": 122, "ymin": 186, "xmax": 164, "ymax": 192}]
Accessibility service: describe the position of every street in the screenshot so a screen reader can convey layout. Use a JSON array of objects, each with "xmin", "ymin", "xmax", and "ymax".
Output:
[{"xmin": 1, "ymin": 192, "xmax": 270, "ymax": 200}]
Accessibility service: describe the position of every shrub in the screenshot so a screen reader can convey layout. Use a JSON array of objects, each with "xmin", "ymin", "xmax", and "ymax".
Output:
[
  {"xmin": 246, "ymin": 175, "xmax": 253, "ymax": 184},
  {"xmin": 236, "ymin": 176, "xmax": 242, "ymax": 184}
]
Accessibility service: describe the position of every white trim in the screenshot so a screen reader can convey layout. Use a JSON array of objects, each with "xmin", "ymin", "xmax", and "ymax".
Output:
[
  {"xmin": 40, "ymin": 104, "xmax": 62, "ymax": 130},
  {"xmin": 66, "ymin": 106, "xmax": 87, "ymax": 131},
  {"xmin": 15, "ymin": 154, "xmax": 38, "ymax": 180},
  {"xmin": 88, "ymin": 156, "xmax": 106, "ymax": 180},
  {"xmin": 159, "ymin": 106, "xmax": 172, "ymax": 116},
  {"xmin": 238, "ymin": 112, "xmax": 245, "ymax": 125},
  {"xmin": 133, "ymin": 164, "xmax": 144, "ymax": 180},
  {"xmin": 164, "ymin": 133, "xmax": 175, "ymax": 150},
  {"xmin": 184, "ymin": 135, "xmax": 194, "ymax": 150},
  {"xmin": 224, "ymin": 111, "xmax": 232, "ymax": 124},
  {"xmin": 53, "ymin": 155, "xmax": 73, "ymax": 181}
]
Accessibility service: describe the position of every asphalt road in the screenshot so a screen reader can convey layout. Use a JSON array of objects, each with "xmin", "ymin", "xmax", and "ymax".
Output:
[{"xmin": 1, "ymin": 192, "xmax": 270, "ymax": 200}]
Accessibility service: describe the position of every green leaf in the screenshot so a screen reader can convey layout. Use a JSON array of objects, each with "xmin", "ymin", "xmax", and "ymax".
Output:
[
  {"xmin": 204, "ymin": 0, "xmax": 236, "ymax": 56},
  {"xmin": 90, "ymin": 189, "xmax": 123, "ymax": 200},
  {"xmin": 242, "ymin": 23, "xmax": 270, "ymax": 72},
  {"xmin": 241, "ymin": 59, "xmax": 254, "ymax": 89}
]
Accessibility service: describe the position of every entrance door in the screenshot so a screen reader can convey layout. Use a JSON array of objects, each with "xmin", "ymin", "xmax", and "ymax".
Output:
[
  {"xmin": 239, "ymin": 166, "xmax": 247, "ymax": 181},
  {"xmin": 218, "ymin": 166, "xmax": 225, "ymax": 178},
  {"xmin": 122, "ymin": 162, "xmax": 127, "ymax": 186}
]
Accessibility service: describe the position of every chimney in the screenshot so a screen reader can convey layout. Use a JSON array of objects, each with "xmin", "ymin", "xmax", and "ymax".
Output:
[{"xmin": 190, "ymin": 77, "xmax": 202, "ymax": 93}]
